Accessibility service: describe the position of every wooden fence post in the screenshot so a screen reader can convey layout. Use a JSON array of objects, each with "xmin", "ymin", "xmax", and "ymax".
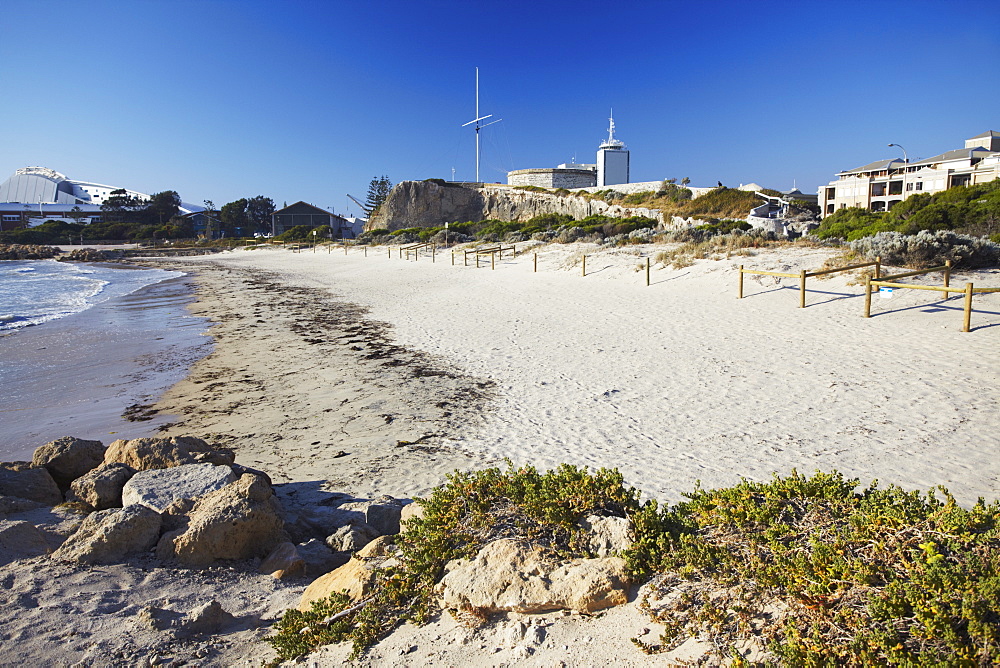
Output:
[
  {"xmin": 432, "ymin": 245, "xmax": 436, "ymax": 263},
  {"xmin": 799, "ymin": 269, "xmax": 807, "ymax": 308},
  {"xmin": 963, "ymin": 283, "xmax": 974, "ymax": 332},
  {"xmin": 646, "ymin": 257, "xmax": 650, "ymax": 287},
  {"xmin": 491, "ymin": 252, "xmax": 495, "ymax": 270},
  {"xmin": 875, "ymin": 256, "xmax": 881, "ymax": 279},
  {"xmin": 533, "ymin": 253, "xmax": 537, "ymax": 273},
  {"xmin": 943, "ymin": 260, "xmax": 951, "ymax": 298},
  {"xmin": 364, "ymin": 246, "xmax": 367, "ymax": 257},
  {"xmin": 864, "ymin": 277, "xmax": 873, "ymax": 318},
  {"xmin": 738, "ymin": 265, "xmax": 744, "ymax": 299},
  {"xmin": 476, "ymin": 254, "xmax": 479, "ymax": 269},
  {"xmin": 582, "ymin": 255, "xmax": 586, "ymax": 277}
]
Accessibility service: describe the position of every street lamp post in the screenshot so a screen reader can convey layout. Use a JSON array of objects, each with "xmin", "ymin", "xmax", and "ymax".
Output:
[{"xmin": 888, "ymin": 143, "xmax": 908, "ymax": 204}]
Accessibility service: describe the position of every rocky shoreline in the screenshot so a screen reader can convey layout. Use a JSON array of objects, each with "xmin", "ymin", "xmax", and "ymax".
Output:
[{"xmin": 0, "ymin": 435, "xmax": 645, "ymax": 667}]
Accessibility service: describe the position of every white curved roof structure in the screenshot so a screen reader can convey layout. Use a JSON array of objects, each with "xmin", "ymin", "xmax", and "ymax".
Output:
[{"xmin": 0, "ymin": 167, "xmax": 202, "ymax": 214}]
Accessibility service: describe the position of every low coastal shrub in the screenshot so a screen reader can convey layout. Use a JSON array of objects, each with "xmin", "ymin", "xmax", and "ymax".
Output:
[
  {"xmin": 267, "ymin": 467, "xmax": 1000, "ymax": 665},
  {"xmin": 267, "ymin": 462, "xmax": 641, "ymax": 663},
  {"xmin": 626, "ymin": 471, "xmax": 1000, "ymax": 665},
  {"xmin": 849, "ymin": 230, "xmax": 1000, "ymax": 269}
]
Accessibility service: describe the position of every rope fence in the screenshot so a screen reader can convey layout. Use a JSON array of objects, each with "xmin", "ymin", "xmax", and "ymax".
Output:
[{"xmin": 739, "ymin": 257, "xmax": 882, "ymax": 308}]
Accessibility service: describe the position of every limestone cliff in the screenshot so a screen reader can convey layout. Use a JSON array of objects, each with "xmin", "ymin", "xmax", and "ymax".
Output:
[{"xmin": 366, "ymin": 181, "xmax": 663, "ymax": 232}]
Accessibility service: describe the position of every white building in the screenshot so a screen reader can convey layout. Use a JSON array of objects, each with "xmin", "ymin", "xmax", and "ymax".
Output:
[
  {"xmin": 507, "ymin": 114, "xmax": 631, "ymax": 188},
  {"xmin": 819, "ymin": 131, "xmax": 1000, "ymax": 217},
  {"xmin": 0, "ymin": 166, "xmax": 203, "ymax": 229},
  {"xmin": 597, "ymin": 112, "xmax": 630, "ymax": 187}
]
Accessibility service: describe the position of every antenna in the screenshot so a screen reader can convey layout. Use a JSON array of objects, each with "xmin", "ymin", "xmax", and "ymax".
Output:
[{"xmin": 461, "ymin": 67, "xmax": 502, "ymax": 183}]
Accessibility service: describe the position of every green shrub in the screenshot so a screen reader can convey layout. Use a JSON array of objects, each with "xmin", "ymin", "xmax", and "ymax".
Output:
[
  {"xmin": 625, "ymin": 471, "xmax": 1000, "ymax": 664},
  {"xmin": 266, "ymin": 462, "xmax": 641, "ymax": 663}
]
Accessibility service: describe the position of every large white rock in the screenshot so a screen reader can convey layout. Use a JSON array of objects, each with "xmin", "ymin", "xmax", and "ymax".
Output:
[
  {"xmin": 579, "ymin": 514, "xmax": 634, "ymax": 557},
  {"xmin": 122, "ymin": 463, "xmax": 236, "ymax": 513},
  {"xmin": 440, "ymin": 538, "xmax": 630, "ymax": 615}
]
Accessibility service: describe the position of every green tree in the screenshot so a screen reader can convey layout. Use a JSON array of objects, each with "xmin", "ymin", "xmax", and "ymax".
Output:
[
  {"xmin": 67, "ymin": 206, "xmax": 88, "ymax": 226},
  {"xmin": 365, "ymin": 175, "xmax": 392, "ymax": 215},
  {"xmin": 220, "ymin": 198, "xmax": 250, "ymax": 237},
  {"xmin": 144, "ymin": 190, "xmax": 181, "ymax": 225},
  {"xmin": 246, "ymin": 195, "xmax": 275, "ymax": 235},
  {"xmin": 681, "ymin": 177, "xmax": 691, "ymax": 186},
  {"xmin": 202, "ymin": 200, "xmax": 218, "ymax": 239},
  {"xmin": 101, "ymin": 189, "xmax": 148, "ymax": 223}
]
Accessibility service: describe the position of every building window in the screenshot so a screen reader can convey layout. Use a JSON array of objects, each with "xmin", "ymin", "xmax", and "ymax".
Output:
[{"xmin": 916, "ymin": 182, "xmax": 923, "ymax": 191}]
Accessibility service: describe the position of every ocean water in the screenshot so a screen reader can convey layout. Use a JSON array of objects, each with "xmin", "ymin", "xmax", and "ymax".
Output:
[
  {"xmin": 0, "ymin": 260, "xmax": 212, "ymax": 460},
  {"xmin": 0, "ymin": 259, "xmax": 183, "ymax": 331}
]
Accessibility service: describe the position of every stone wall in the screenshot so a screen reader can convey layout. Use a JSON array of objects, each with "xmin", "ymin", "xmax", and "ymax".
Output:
[{"xmin": 507, "ymin": 169, "xmax": 597, "ymax": 189}]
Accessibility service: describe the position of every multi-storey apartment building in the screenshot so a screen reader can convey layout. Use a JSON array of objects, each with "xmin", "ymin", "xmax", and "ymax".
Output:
[{"xmin": 819, "ymin": 131, "xmax": 1000, "ymax": 217}]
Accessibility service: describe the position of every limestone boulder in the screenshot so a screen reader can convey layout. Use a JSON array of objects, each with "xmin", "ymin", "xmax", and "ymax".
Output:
[
  {"xmin": 325, "ymin": 521, "xmax": 380, "ymax": 552},
  {"xmin": 0, "ymin": 464, "xmax": 62, "ymax": 506},
  {"xmin": 0, "ymin": 520, "xmax": 51, "ymax": 566},
  {"xmin": 579, "ymin": 514, "xmax": 634, "ymax": 557},
  {"xmin": 298, "ymin": 536, "xmax": 397, "ymax": 610},
  {"xmin": 122, "ymin": 463, "xmax": 236, "ymax": 513},
  {"xmin": 399, "ymin": 501, "xmax": 424, "ymax": 533},
  {"xmin": 156, "ymin": 474, "xmax": 286, "ymax": 568},
  {"xmin": 67, "ymin": 463, "xmax": 136, "ymax": 510},
  {"xmin": 336, "ymin": 495, "xmax": 405, "ymax": 536},
  {"xmin": 0, "ymin": 495, "xmax": 45, "ymax": 516},
  {"xmin": 297, "ymin": 538, "xmax": 348, "ymax": 576},
  {"xmin": 276, "ymin": 486, "xmax": 364, "ymax": 543},
  {"xmin": 102, "ymin": 436, "xmax": 234, "ymax": 471},
  {"xmin": 439, "ymin": 538, "xmax": 630, "ymax": 615},
  {"xmin": 31, "ymin": 437, "xmax": 106, "ymax": 490},
  {"xmin": 52, "ymin": 504, "xmax": 162, "ymax": 564},
  {"xmin": 136, "ymin": 601, "xmax": 235, "ymax": 636},
  {"xmin": 260, "ymin": 541, "xmax": 306, "ymax": 579},
  {"xmin": 185, "ymin": 600, "xmax": 236, "ymax": 634}
]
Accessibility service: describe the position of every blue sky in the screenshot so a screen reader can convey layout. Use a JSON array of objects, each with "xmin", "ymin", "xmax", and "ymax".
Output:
[{"xmin": 2, "ymin": 0, "xmax": 998, "ymax": 216}]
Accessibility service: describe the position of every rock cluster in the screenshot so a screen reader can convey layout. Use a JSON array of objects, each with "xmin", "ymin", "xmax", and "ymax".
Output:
[
  {"xmin": 57, "ymin": 248, "xmax": 126, "ymax": 262},
  {"xmin": 1, "ymin": 435, "xmax": 412, "ymax": 577},
  {"xmin": 0, "ymin": 244, "xmax": 61, "ymax": 260}
]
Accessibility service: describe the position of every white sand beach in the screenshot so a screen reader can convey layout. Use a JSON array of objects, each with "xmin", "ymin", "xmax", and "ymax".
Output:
[
  {"xmin": 3, "ymin": 240, "xmax": 998, "ymax": 668},
  {"xmin": 158, "ymin": 242, "xmax": 1000, "ymax": 506}
]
